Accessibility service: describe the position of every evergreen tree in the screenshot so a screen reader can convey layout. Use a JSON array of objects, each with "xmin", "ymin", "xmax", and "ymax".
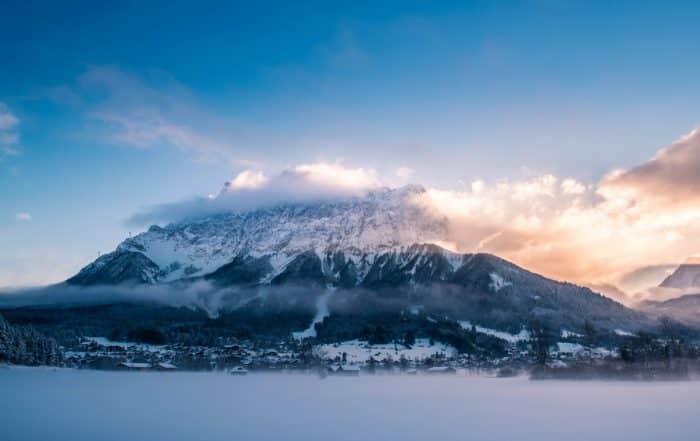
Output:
[
  {"xmin": 403, "ymin": 330, "xmax": 416, "ymax": 347},
  {"xmin": 529, "ymin": 318, "xmax": 554, "ymax": 366},
  {"xmin": 0, "ymin": 313, "xmax": 62, "ymax": 366},
  {"xmin": 0, "ymin": 314, "xmax": 11, "ymax": 362},
  {"xmin": 583, "ymin": 319, "xmax": 596, "ymax": 346}
]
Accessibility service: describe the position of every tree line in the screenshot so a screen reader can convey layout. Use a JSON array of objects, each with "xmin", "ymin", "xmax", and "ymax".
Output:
[{"xmin": 0, "ymin": 313, "xmax": 62, "ymax": 366}]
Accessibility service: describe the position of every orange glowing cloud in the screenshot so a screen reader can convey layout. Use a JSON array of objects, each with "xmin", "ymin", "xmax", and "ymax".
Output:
[{"xmin": 413, "ymin": 127, "xmax": 700, "ymax": 289}]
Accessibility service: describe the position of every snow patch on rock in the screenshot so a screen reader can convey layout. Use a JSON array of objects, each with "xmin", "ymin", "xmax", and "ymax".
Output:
[
  {"xmin": 488, "ymin": 272, "xmax": 512, "ymax": 292},
  {"xmin": 561, "ymin": 329, "xmax": 583, "ymax": 339},
  {"xmin": 293, "ymin": 288, "xmax": 335, "ymax": 340},
  {"xmin": 614, "ymin": 329, "xmax": 636, "ymax": 337},
  {"xmin": 458, "ymin": 321, "xmax": 530, "ymax": 343}
]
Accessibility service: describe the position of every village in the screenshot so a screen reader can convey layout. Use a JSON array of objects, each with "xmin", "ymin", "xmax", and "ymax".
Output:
[{"xmin": 60, "ymin": 334, "xmax": 620, "ymax": 377}]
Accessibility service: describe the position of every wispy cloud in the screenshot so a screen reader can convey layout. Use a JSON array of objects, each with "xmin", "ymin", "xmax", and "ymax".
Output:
[
  {"xmin": 15, "ymin": 212, "xmax": 32, "ymax": 222},
  {"xmin": 47, "ymin": 66, "xmax": 250, "ymax": 166},
  {"xmin": 0, "ymin": 102, "xmax": 20, "ymax": 159},
  {"xmin": 95, "ymin": 110, "xmax": 231, "ymax": 155},
  {"xmin": 319, "ymin": 26, "xmax": 368, "ymax": 67}
]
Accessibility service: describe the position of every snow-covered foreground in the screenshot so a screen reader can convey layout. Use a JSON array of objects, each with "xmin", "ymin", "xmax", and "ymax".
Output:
[{"xmin": 1, "ymin": 369, "xmax": 699, "ymax": 441}]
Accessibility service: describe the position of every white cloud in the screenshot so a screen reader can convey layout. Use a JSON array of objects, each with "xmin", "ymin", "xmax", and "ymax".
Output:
[
  {"xmin": 508, "ymin": 174, "xmax": 558, "ymax": 200},
  {"xmin": 220, "ymin": 162, "xmax": 379, "ymax": 196},
  {"xmin": 15, "ymin": 212, "xmax": 32, "ymax": 222},
  {"xmin": 225, "ymin": 170, "xmax": 269, "ymax": 190},
  {"xmin": 293, "ymin": 162, "xmax": 380, "ymax": 191},
  {"xmin": 561, "ymin": 178, "xmax": 586, "ymax": 195},
  {"xmin": 127, "ymin": 161, "xmax": 381, "ymax": 227}
]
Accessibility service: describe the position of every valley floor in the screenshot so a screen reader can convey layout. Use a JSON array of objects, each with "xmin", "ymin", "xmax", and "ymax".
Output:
[{"xmin": 1, "ymin": 368, "xmax": 699, "ymax": 441}]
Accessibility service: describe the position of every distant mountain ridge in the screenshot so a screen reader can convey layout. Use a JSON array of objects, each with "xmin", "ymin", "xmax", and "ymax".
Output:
[
  {"xmin": 660, "ymin": 264, "xmax": 700, "ymax": 289},
  {"xmin": 641, "ymin": 293, "xmax": 700, "ymax": 327}
]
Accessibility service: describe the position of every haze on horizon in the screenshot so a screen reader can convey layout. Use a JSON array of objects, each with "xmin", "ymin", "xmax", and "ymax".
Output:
[{"xmin": 2, "ymin": 1, "xmax": 700, "ymax": 295}]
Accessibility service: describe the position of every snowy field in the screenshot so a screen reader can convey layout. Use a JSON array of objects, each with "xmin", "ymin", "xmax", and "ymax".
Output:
[
  {"xmin": 1, "ymin": 368, "xmax": 699, "ymax": 441},
  {"xmin": 314, "ymin": 338, "xmax": 456, "ymax": 363}
]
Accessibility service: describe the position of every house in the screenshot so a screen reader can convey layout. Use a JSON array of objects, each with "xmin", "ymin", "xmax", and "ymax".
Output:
[
  {"xmin": 228, "ymin": 366, "xmax": 248, "ymax": 375},
  {"xmin": 425, "ymin": 366, "xmax": 457, "ymax": 375},
  {"xmin": 118, "ymin": 362, "xmax": 152, "ymax": 371},
  {"xmin": 328, "ymin": 364, "xmax": 361, "ymax": 376},
  {"xmin": 155, "ymin": 362, "xmax": 177, "ymax": 371}
]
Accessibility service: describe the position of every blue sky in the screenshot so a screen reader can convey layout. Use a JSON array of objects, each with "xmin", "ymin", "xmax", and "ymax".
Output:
[{"xmin": 2, "ymin": 1, "xmax": 700, "ymax": 287}]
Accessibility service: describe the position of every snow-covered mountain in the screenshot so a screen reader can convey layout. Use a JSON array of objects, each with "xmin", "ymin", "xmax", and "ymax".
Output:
[
  {"xmin": 68, "ymin": 185, "xmax": 451, "ymax": 286},
  {"xmin": 66, "ymin": 185, "xmax": 649, "ymax": 334}
]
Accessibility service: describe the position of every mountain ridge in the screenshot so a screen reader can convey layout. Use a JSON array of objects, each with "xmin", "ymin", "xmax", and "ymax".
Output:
[
  {"xmin": 63, "ymin": 185, "xmax": 654, "ymax": 336},
  {"xmin": 69, "ymin": 185, "xmax": 449, "ymax": 286}
]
